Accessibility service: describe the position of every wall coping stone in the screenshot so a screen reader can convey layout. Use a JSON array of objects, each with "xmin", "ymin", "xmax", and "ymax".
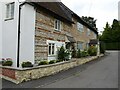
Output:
[{"xmin": 0, "ymin": 55, "xmax": 104, "ymax": 71}]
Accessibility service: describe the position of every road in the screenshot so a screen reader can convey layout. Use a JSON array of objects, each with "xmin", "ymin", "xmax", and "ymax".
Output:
[{"xmin": 2, "ymin": 51, "xmax": 118, "ymax": 88}]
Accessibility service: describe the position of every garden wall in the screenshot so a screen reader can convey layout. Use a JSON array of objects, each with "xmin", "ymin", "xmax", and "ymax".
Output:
[{"xmin": 1, "ymin": 55, "xmax": 103, "ymax": 84}]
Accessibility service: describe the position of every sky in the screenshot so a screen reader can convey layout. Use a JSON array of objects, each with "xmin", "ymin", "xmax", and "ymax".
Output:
[
  {"xmin": 61, "ymin": 0, "xmax": 119, "ymax": 34},
  {"xmin": 1, "ymin": 0, "xmax": 119, "ymax": 34}
]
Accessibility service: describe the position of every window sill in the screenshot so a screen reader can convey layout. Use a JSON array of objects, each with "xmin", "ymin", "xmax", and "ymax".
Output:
[
  {"xmin": 48, "ymin": 55, "xmax": 56, "ymax": 57},
  {"xmin": 4, "ymin": 18, "xmax": 14, "ymax": 21},
  {"xmin": 54, "ymin": 29, "xmax": 61, "ymax": 32}
]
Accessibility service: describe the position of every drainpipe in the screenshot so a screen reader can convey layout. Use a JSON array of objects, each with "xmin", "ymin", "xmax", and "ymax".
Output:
[{"xmin": 17, "ymin": 3, "xmax": 21, "ymax": 67}]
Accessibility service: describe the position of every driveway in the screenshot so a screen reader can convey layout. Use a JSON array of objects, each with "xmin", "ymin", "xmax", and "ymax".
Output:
[{"xmin": 2, "ymin": 51, "xmax": 118, "ymax": 88}]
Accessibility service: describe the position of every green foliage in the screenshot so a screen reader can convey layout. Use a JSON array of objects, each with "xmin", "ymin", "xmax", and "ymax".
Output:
[
  {"xmin": 77, "ymin": 49, "xmax": 81, "ymax": 58},
  {"xmin": 72, "ymin": 49, "xmax": 77, "ymax": 58},
  {"xmin": 49, "ymin": 60, "xmax": 55, "ymax": 64},
  {"xmin": 105, "ymin": 42, "xmax": 120, "ymax": 50},
  {"xmin": 100, "ymin": 42, "xmax": 105, "ymax": 54},
  {"xmin": 81, "ymin": 50, "xmax": 88, "ymax": 57},
  {"xmin": 58, "ymin": 46, "xmax": 66, "ymax": 60},
  {"xmin": 2, "ymin": 60, "xmax": 13, "ymax": 66},
  {"xmin": 88, "ymin": 46, "xmax": 97, "ymax": 56},
  {"xmin": 38, "ymin": 61, "xmax": 48, "ymax": 65},
  {"xmin": 100, "ymin": 19, "xmax": 120, "ymax": 43},
  {"xmin": 81, "ymin": 16, "xmax": 97, "ymax": 29},
  {"xmin": 58, "ymin": 46, "xmax": 70, "ymax": 60},
  {"xmin": 22, "ymin": 61, "xmax": 33, "ymax": 68},
  {"xmin": 56, "ymin": 60, "xmax": 63, "ymax": 63},
  {"xmin": 100, "ymin": 19, "xmax": 120, "ymax": 50}
]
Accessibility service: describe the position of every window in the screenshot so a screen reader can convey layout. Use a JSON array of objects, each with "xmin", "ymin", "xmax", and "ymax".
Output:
[
  {"xmin": 94, "ymin": 33, "xmax": 97, "ymax": 39},
  {"xmin": 77, "ymin": 22, "xmax": 84, "ymax": 32},
  {"xmin": 54, "ymin": 19, "xmax": 61, "ymax": 31},
  {"xmin": 77, "ymin": 42, "xmax": 83, "ymax": 50},
  {"xmin": 6, "ymin": 2, "xmax": 14, "ymax": 19},
  {"xmin": 48, "ymin": 43, "xmax": 55, "ymax": 55},
  {"xmin": 87, "ymin": 29, "xmax": 90, "ymax": 36}
]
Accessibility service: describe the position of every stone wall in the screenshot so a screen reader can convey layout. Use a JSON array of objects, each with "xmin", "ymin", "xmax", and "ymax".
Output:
[
  {"xmin": 35, "ymin": 9, "xmax": 73, "ymax": 63},
  {"xmin": 1, "ymin": 55, "xmax": 104, "ymax": 84},
  {"xmin": 71, "ymin": 17, "xmax": 97, "ymax": 50}
]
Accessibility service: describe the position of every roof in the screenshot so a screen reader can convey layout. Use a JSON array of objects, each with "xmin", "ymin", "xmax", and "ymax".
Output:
[
  {"xmin": 32, "ymin": 2, "xmax": 74, "ymax": 23},
  {"xmin": 25, "ymin": 2, "xmax": 98, "ymax": 34}
]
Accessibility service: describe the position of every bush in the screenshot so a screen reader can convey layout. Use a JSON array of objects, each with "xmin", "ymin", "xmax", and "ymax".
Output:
[
  {"xmin": 81, "ymin": 51, "xmax": 87, "ymax": 57},
  {"xmin": 58, "ymin": 46, "xmax": 66, "ymax": 60},
  {"xmin": 49, "ymin": 60, "xmax": 55, "ymax": 64},
  {"xmin": 77, "ymin": 49, "xmax": 81, "ymax": 58},
  {"xmin": 2, "ymin": 60, "xmax": 13, "ymax": 66},
  {"xmin": 56, "ymin": 60, "xmax": 63, "ymax": 63},
  {"xmin": 100, "ymin": 42, "xmax": 105, "ymax": 54},
  {"xmin": 38, "ymin": 61, "xmax": 48, "ymax": 65},
  {"xmin": 72, "ymin": 49, "xmax": 77, "ymax": 58},
  {"xmin": 22, "ymin": 61, "xmax": 33, "ymax": 68},
  {"xmin": 88, "ymin": 46, "xmax": 97, "ymax": 56}
]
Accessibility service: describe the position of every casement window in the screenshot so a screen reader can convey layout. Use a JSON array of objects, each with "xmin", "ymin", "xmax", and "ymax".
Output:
[
  {"xmin": 48, "ymin": 43, "xmax": 55, "ymax": 55},
  {"xmin": 54, "ymin": 19, "xmax": 61, "ymax": 31},
  {"xmin": 77, "ymin": 22, "xmax": 84, "ymax": 32},
  {"xmin": 94, "ymin": 33, "xmax": 97, "ymax": 39},
  {"xmin": 87, "ymin": 29, "xmax": 91, "ymax": 36},
  {"xmin": 6, "ymin": 2, "xmax": 14, "ymax": 19},
  {"xmin": 77, "ymin": 42, "xmax": 83, "ymax": 50}
]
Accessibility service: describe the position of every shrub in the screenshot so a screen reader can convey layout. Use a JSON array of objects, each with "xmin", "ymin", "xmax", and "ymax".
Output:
[
  {"xmin": 77, "ymin": 49, "xmax": 81, "ymax": 58},
  {"xmin": 56, "ymin": 60, "xmax": 63, "ymax": 63},
  {"xmin": 2, "ymin": 60, "xmax": 13, "ymax": 66},
  {"xmin": 38, "ymin": 61, "xmax": 48, "ymax": 65},
  {"xmin": 22, "ymin": 61, "xmax": 33, "ymax": 68},
  {"xmin": 100, "ymin": 42, "xmax": 105, "ymax": 54},
  {"xmin": 49, "ymin": 60, "xmax": 55, "ymax": 64},
  {"xmin": 88, "ymin": 46, "xmax": 97, "ymax": 56},
  {"xmin": 81, "ymin": 51, "xmax": 86, "ymax": 57},
  {"xmin": 58, "ymin": 46, "xmax": 66, "ymax": 60},
  {"xmin": 72, "ymin": 49, "xmax": 77, "ymax": 58}
]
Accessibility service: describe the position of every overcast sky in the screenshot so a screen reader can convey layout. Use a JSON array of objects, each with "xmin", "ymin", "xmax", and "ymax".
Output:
[{"xmin": 62, "ymin": 0, "xmax": 119, "ymax": 34}]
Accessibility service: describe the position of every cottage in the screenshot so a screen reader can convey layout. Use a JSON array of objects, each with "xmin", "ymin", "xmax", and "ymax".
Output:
[{"xmin": 1, "ymin": 1, "xmax": 98, "ymax": 68}]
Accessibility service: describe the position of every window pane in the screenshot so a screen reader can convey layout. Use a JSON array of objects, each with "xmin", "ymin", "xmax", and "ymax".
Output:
[
  {"xmin": 77, "ymin": 22, "xmax": 83, "ymax": 32},
  {"xmin": 55, "ymin": 20, "xmax": 58, "ymax": 29},
  {"xmin": 10, "ymin": 3, "xmax": 14, "ymax": 18},
  {"xmin": 6, "ymin": 4, "xmax": 10, "ymax": 18},
  {"xmin": 58, "ymin": 20, "xmax": 61, "ymax": 30},
  {"xmin": 78, "ymin": 42, "xmax": 83, "ymax": 50},
  {"xmin": 49, "ymin": 43, "xmax": 51, "ymax": 55},
  {"xmin": 52, "ymin": 44, "xmax": 54, "ymax": 54}
]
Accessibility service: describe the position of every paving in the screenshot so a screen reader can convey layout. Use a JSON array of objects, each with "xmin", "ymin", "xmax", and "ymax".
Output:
[{"xmin": 1, "ymin": 51, "xmax": 118, "ymax": 88}]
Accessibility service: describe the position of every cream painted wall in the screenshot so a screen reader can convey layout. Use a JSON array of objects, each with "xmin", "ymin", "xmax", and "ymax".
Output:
[{"xmin": 19, "ymin": 4, "xmax": 35, "ymax": 67}]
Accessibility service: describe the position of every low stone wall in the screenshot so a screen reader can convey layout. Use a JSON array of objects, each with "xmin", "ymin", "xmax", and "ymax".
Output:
[{"xmin": 1, "ymin": 55, "xmax": 103, "ymax": 84}]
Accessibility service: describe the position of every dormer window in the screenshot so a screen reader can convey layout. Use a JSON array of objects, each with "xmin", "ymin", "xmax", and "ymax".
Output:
[
  {"xmin": 54, "ymin": 19, "xmax": 61, "ymax": 31},
  {"xmin": 6, "ymin": 2, "xmax": 14, "ymax": 19}
]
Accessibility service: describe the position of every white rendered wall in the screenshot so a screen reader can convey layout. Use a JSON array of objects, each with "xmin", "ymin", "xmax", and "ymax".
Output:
[
  {"xmin": 119, "ymin": 1, "xmax": 120, "ymax": 20},
  {"xmin": 2, "ymin": 2, "xmax": 19, "ymax": 67},
  {"xmin": 19, "ymin": 4, "xmax": 35, "ymax": 67},
  {"xmin": 0, "ymin": 3, "xmax": 2, "ymax": 61},
  {"xmin": 47, "ymin": 40, "xmax": 65, "ymax": 61}
]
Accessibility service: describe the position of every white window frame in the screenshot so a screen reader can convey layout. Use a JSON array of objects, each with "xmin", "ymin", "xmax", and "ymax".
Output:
[
  {"xmin": 5, "ymin": 2, "xmax": 14, "ymax": 20},
  {"xmin": 77, "ymin": 22, "xmax": 84, "ymax": 32},
  {"xmin": 48, "ymin": 43, "xmax": 55, "ymax": 56},
  {"xmin": 54, "ymin": 19, "xmax": 61, "ymax": 31}
]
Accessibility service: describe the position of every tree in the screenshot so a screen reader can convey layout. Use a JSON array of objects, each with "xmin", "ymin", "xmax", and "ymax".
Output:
[{"xmin": 81, "ymin": 16, "xmax": 97, "ymax": 29}]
